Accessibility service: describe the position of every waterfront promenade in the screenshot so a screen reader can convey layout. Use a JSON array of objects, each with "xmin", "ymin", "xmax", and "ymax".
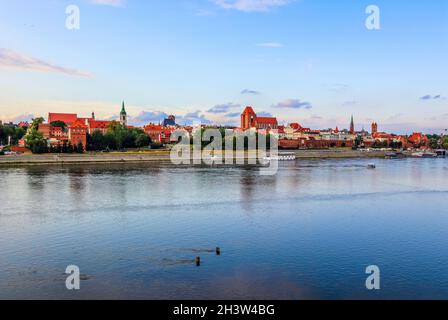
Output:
[{"xmin": 0, "ymin": 149, "xmax": 389, "ymax": 166}]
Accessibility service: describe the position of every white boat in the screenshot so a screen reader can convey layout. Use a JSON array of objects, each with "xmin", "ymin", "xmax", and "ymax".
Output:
[
  {"xmin": 422, "ymin": 152, "xmax": 437, "ymax": 158},
  {"xmin": 412, "ymin": 152, "xmax": 437, "ymax": 158},
  {"xmin": 411, "ymin": 152, "xmax": 423, "ymax": 158},
  {"xmin": 263, "ymin": 153, "xmax": 296, "ymax": 162}
]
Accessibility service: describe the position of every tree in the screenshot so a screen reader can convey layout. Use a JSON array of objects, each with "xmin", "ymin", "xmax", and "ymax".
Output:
[
  {"xmin": 50, "ymin": 120, "xmax": 67, "ymax": 130},
  {"xmin": 429, "ymin": 138, "xmax": 439, "ymax": 150},
  {"xmin": 354, "ymin": 135, "xmax": 363, "ymax": 149},
  {"xmin": 443, "ymin": 137, "xmax": 448, "ymax": 150},
  {"xmin": 24, "ymin": 118, "xmax": 48, "ymax": 154},
  {"xmin": 135, "ymin": 133, "xmax": 150, "ymax": 148},
  {"xmin": 88, "ymin": 130, "xmax": 106, "ymax": 151},
  {"xmin": 0, "ymin": 124, "xmax": 27, "ymax": 145},
  {"xmin": 76, "ymin": 142, "xmax": 84, "ymax": 153}
]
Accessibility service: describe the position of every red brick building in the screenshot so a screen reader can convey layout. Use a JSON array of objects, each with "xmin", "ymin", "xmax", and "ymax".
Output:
[
  {"xmin": 241, "ymin": 106, "xmax": 278, "ymax": 131},
  {"xmin": 68, "ymin": 120, "xmax": 88, "ymax": 150}
]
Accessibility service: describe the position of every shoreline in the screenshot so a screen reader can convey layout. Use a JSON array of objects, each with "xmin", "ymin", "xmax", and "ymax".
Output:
[{"xmin": 0, "ymin": 149, "xmax": 392, "ymax": 167}]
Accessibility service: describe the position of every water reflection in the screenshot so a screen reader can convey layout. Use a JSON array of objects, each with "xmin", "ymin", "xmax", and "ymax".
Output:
[{"xmin": 0, "ymin": 158, "xmax": 448, "ymax": 299}]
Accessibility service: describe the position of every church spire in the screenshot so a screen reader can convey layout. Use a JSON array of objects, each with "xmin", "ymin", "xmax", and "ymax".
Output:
[
  {"xmin": 120, "ymin": 101, "xmax": 127, "ymax": 115},
  {"xmin": 120, "ymin": 101, "xmax": 127, "ymax": 126},
  {"xmin": 350, "ymin": 115, "xmax": 355, "ymax": 134}
]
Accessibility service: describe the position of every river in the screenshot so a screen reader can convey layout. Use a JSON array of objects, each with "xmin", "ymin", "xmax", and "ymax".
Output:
[{"xmin": 1, "ymin": 158, "xmax": 448, "ymax": 299}]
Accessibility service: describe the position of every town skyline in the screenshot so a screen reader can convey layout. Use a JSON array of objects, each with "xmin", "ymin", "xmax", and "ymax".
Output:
[{"xmin": 1, "ymin": 0, "xmax": 447, "ymax": 134}]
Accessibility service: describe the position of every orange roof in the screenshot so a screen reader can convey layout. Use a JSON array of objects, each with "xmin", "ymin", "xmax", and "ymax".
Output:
[
  {"xmin": 408, "ymin": 132, "xmax": 428, "ymax": 143},
  {"xmin": 242, "ymin": 106, "xmax": 256, "ymax": 114},
  {"xmin": 48, "ymin": 113, "xmax": 78, "ymax": 125},
  {"xmin": 144, "ymin": 124, "xmax": 164, "ymax": 131},
  {"xmin": 290, "ymin": 123, "xmax": 303, "ymax": 130},
  {"xmin": 69, "ymin": 119, "xmax": 88, "ymax": 129},
  {"xmin": 89, "ymin": 120, "xmax": 111, "ymax": 129},
  {"xmin": 373, "ymin": 132, "xmax": 394, "ymax": 139},
  {"xmin": 256, "ymin": 117, "xmax": 278, "ymax": 125},
  {"xmin": 17, "ymin": 121, "xmax": 29, "ymax": 128}
]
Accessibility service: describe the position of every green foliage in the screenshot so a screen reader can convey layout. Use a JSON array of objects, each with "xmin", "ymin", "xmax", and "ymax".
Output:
[
  {"xmin": 24, "ymin": 118, "xmax": 48, "ymax": 154},
  {"xmin": 428, "ymin": 138, "xmax": 439, "ymax": 150},
  {"xmin": 30, "ymin": 117, "xmax": 45, "ymax": 130},
  {"xmin": 0, "ymin": 124, "xmax": 27, "ymax": 145},
  {"xmin": 373, "ymin": 140, "xmax": 389, "ymax": 148},
  {"xmin": 443, "ymin": 137, "xmax": 448, "ymax": 149},
  {"xmin": 149, "ymin": 142, "xmax": 163, "ymax": 149},
  {"xmin": 50, "ymin": 121, "xmax": 67, "ymax": 129},
  {"xmin": 135, "ymin": 133, "xmax": 151, "ymax": 148},
  {"xmin": 86, "ymin": 124, "xmax": 151, "ymax": 151}
]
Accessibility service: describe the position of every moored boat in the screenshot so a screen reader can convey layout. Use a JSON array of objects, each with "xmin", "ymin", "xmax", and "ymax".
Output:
[{"xmin": 435, "ymin": 149, "xmax": 446, "ymax": 157}]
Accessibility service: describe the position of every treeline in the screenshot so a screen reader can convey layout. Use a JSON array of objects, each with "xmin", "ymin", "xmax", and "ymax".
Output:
[
  {"xmin": 187, "ymin": 128, "xmax": 275, "ymax": 150},
  {"xmin": 86, "ymin": 121, "xmax": 151, "ymax": 151},
  {"xmin": 371, "ymin": 140, "xmax": 403, "ymax": 149},
  {"xmin": 427, "ymin": 134, "xmax": 448, "ymax": 149},
  {"xmin": 0, "ymin": 123, "xmax": 27, "ymax": 146}
]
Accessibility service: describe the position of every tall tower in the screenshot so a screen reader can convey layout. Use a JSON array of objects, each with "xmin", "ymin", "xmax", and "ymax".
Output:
[
  {"xmin": 120, "ymin": 101, "xmax": 127, "ymax": 127},
  {"xmin": 371, "ymin": 122, "xmax": 378, "ymax": 135},
  {"xmin": 350, "ymin": 115, "xmax": 355, "ymax": 134},
  {"xmin": 241, "ymin": 106, "xmax": 257, "ymax": 130}
]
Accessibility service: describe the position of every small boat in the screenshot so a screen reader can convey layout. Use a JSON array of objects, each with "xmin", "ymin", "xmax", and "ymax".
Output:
[
  {"xmin": 386, "ymin": 152, "xmax": 405, "ymax": 159},
  {"xmin": 367, "ymin": 163, "xmax": 376, "ymax": 169},
  {"xmin": 385, "ymin": 152, "xmax": 397, "ymax": 159},
  {"xmin": 411, "ymin": 152, "xmax": 423, "ymax": 158},
  {"xmin": 263, "ymin": 153, "xmax": 296, "ymax": 162},
  {"xmin": 422, "ymin": 152, "xmax": 437, "ymax": 158},
  {"xmin": 435, "ymin": 149, "xmax": 446, "ymax": 157}
]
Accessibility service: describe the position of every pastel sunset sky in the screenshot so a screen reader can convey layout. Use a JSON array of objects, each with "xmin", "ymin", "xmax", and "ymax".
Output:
[{"xmin": 0, "ymin": 0, "xmax": 447, "ymax": 134}]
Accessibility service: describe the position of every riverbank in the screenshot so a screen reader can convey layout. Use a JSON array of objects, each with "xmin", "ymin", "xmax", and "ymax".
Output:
[{"xmin": 0, "ymin": 149, "xmax": 391, "ymax": 166}]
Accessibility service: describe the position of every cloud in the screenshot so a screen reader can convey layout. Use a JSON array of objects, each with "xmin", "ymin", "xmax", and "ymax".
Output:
[
  {"xmin": 0, "ymin": 48, "xmax": 93, "ymax": 77},
  {"xmin": 177, "ymin": 111, "xmax": 212, "ymax": 125},
  {"xmin": 208, "ymin": 103, "xmax": 240, "ymax": 114},
  {"xmin": 226, "ymin": 112, "xmax": 241, "ymax": 118},
  {"xmin": 257, "ymin": 42, "xmax": 283, "ymax": 48},
  {"xmin": 420, "ymin": 94, "xmax": 443, "ymax": 101},
  {"xmin": 131, "ymin": 111, "xmax": 169, "ymax": 125},
  {"xmin": 272, "ymin": 99, "xmax": 312, "ymax": 109},
  {"xmin": 213, "ymin": 0, "xmax": 292, "ymax": 12},
  {"xmin": 241, "ymin": 89, "xmax": 261, "ymax": 95},
  {"xmin": 0, "ymin": 113, "xmax": 35, "ymax": 123},
  {"xmin": 91, "ymin": 0, "xmax": 125, "ymax": 7},
  {"xmin": 257, "ymin": 111, "xmax": 273, "ymax": 117}
]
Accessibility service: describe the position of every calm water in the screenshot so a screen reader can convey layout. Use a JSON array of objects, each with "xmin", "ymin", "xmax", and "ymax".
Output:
[{"xmin": 1, "ymin": 158, "xmax": 448, "ymax": 299}]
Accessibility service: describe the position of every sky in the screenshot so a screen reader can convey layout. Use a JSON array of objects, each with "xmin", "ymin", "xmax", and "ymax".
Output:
[{"xmin": 0, "ymin": 0, "xmax": 447, "ymax": 134}]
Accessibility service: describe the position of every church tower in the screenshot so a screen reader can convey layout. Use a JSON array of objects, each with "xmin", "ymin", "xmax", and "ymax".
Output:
[
  {"xmin": 350, "ymin": 115, "xmax": 355, "ymax": 134},
  {"xmin": 120, "ymin": 101, "xmax": 127, "ymax": 127},
  {"xmin": 371, "ymin": 122, "xmax": 378, "ymax": 135}
]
